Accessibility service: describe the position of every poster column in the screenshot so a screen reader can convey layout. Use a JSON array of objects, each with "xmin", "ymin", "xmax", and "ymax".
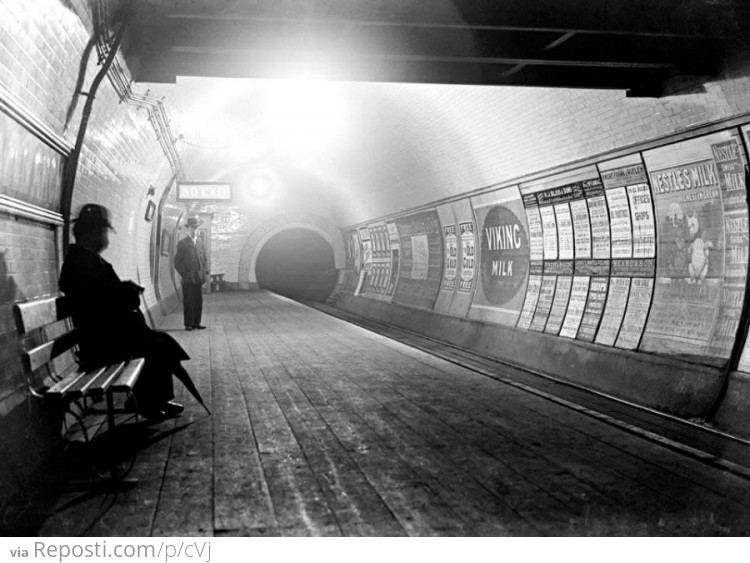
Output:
[
  {"xmin": 459, "ymin": 222, "xmax": 476, "ymax": 295},
  {"xmin": 517, "ymin": 194, "xmax": 544, "ymax": 329},
  {"xmin": 596, "ymin": 163, "xmax": 655, "ymax": 349},
  {"xmin": 711, "ymin": 138, "xmax": 749, "ymax": 361},
  {"xmin": 577, "ymin": 179, "xmax": 611, "ymax": 341}
]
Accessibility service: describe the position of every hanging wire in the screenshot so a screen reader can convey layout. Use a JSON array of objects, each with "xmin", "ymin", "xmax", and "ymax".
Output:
[{"xmin": 92, "ymin": 0, "xmax": 183, "ymax": 177}]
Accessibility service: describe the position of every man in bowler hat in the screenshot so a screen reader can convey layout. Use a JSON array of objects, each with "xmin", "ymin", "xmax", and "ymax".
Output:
[
  {"xmin": 59, "ymin": 203, "xmax": 188, "ymax": 419},
  {"xmin": 174, "ymin": 216, "xmax": 208, "ymax": 330}
]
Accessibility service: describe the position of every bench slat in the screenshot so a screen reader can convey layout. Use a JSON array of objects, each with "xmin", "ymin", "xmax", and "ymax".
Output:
[
  {"xmin": 24, "ymin": 330, "xmax": 79, "ymax": 372},
  {"xmin": 111, "ymin": 358, "xmax": 145, "ymax": 392},
  {"xmin": 86, "ymin": 363, "xmax": 127, "ymax": 398},
  {"xmin": 15, "ymin": 296, "xmax": 69, "ymax": 332},
  {"xmin": 66, "ymin": 366, "xmax": 109, "ymax": 398},
  {"xmin": 46, "ymin": 369, "xmax": 88, "ymax": 400}
]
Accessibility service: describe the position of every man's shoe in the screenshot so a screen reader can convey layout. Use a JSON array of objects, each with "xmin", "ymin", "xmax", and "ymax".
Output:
[
  {"xmin": 185, "ymin": 326, "xmax": 194, "ymax": 331},
  {"xmin": 193, "ymin": 324, "xmax": 207, "ymax": 330},
  {"xmin": 162, "ymin": 401, "xmax": 184, "ymax": 416}
]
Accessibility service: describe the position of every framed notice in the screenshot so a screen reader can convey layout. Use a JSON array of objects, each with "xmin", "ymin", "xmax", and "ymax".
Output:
[{"xmin": 554, "ymin": 203, "xmax": 575, "ymax": 260}]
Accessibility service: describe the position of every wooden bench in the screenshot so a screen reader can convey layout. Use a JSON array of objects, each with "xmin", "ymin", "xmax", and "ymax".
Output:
[
  {"xmin": 14, "ymin": 295, "xmax": 146, "ymax": 486},
  {"xmin": 209, "ymin": 272, "xmax": 225, "ymax": 292}
]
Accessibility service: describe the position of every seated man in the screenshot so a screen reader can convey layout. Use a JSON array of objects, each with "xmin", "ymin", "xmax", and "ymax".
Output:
[{"xmin": 59, "ymin": 204, "xmax": 190, "ymax": 419}]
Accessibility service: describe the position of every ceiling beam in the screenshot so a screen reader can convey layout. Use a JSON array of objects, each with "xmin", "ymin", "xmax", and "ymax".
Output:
[
  {"xmin": 129, "ymin": 51, "xmax": 669, "ymax": 91},
  {"xmin": 134, "ymin": 0, "xmax": 748, "ymax": 39},
  {"xmin": 124, "ymin": 21, "xmax": 721, "ymax": 72}
]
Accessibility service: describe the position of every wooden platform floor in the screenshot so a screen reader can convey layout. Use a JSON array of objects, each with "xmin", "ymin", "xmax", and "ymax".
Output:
[{"xmin": 32, "ymin": 291, "xmax": 750, "ymax": 536}]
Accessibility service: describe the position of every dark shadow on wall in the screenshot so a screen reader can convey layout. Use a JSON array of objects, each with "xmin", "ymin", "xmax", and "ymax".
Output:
[{"xmin": 255, "ymin": 229, "xmax": 338, "ymax": 302}]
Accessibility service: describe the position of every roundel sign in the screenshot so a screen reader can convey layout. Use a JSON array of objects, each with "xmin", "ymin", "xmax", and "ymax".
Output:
[{"xmin": 480, "ymin": 205, "xmax": 529, "ymax": 305}]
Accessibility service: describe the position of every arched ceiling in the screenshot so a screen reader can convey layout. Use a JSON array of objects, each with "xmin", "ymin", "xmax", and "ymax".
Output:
[{"xmin": 141, "ymin": 78, "xmax": 639, "ymax": 226}]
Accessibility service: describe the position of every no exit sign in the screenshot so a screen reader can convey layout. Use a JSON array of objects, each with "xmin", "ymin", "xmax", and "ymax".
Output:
[{"xmin": 177, "ymin": 182, "xmax": 232, "ymax": 201}]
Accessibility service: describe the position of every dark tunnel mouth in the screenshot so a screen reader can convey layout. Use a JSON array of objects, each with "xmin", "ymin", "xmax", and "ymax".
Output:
[{"xmin": 254, "ymin": 227, "xmax": 337, "ymax": 302}]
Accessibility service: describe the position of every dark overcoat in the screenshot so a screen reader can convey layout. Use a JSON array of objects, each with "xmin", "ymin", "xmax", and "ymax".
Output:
[
  {"xmin": 174, "ymin": 236, "xmax": 207, "ymax": 285},
  {"xmin": 59, "ymin": 244, "xmax": 188, "ymax": 405}
]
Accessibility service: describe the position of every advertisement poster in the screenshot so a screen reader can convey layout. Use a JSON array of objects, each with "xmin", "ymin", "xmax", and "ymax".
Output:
[
  {"xmin": 459, "ymin": 222, "xmax": 476, "ymax": 293},
  {"xmin": 606, "ymin": 187, "xmax": 633, "ymax": 258},
  {"xmin": 711, "ymin": 137, "xmax": 749, "ymax": 360},
  {"xmin": 544, "ymin": 276, "xmax": 572, "ymax": 335},
  {"xmin": 468, "ymin": 187, "xmax": 530, "ymax": 326},
  {"xmin": 524, "ymin": 195, "xmax": 544, "ymax": 261},
  {"xmin": 616, "ymin": 278, "xmax": 654, "ymax": 349},
  {"xmin": 387, "ymin": 248, "xmax": 400, "ymax": 296},
  {"xmin": 555, "ymin": 203, "xmax": 575, "ymax": 260},
  {"xmin": 585, "ymin": 179, "xmax": 611, "ymax": 260},
  {"xmin": 641, "ymin": 139, "xmax": 727, "ymax": 359},
  {"xmin": 560, "ymin": 276, "xmax": 590, "ymax": 338},
  {"xmin": 393, "ymin": 210, "xmax": 443, "ymax": 310},
  {"xmin": 627, "ymin": 183, "xmax": 656, "ymax": 258},
  {"xmin": 529, "ymin": 276, "xmax": 557, "ymax": 332},
  {"xmin": 577, "ymin": 277, "xmax": 609, "ymax": 341},
  {"xmin": 540, "ymin": 206, "xmax": 558, "ymax": 261},
  {"xmin": 595, "ymin": 278, "xmax": 631, "ymax": 346},
  {"xmin": 516, "ymin": 275, "xmax": 542, "ymax": 330},
  {"xmin": 411, "ymin": 234, "xmax": 430, "ymax": 280},
  {"xmin": 442, "ymin": 225, "xmax": 458, "ymax": 290},
  {"xmin": 386, "ymin": 222, "xmax": 401, "ymax": 297},
  {"xmin": 571, "ymin": 198, "xmax": 592, "ymax": 259}
]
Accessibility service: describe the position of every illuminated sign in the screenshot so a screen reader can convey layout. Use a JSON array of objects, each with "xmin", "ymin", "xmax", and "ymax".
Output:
[{"xmin": 177, "ymin": 182, "xmax": 232, "ymax": 201}]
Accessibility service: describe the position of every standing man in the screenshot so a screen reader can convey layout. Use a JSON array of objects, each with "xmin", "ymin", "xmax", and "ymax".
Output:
[{"xmin": 174, "ymin": 216, "xmax": 208, "ymax": 331}]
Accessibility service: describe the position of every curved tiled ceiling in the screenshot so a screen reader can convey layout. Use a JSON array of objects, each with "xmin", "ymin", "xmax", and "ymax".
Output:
[{"xmin": 147, "ymin": 74, "xmax": 748, "ymax": 226}]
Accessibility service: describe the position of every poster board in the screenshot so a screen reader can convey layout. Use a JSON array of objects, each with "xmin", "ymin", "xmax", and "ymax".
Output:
[
  {"xmin": 467, "ymin": 186, "xmax": 530, "ymax": 326},
  {"xmin": 434, "ymin": 199, "xmax": 476, "ymax": 318},
  {"xmin": 392, "ymin": 209, "xmax": 443, "ymax": 310},
  {"xmin": 641, "ymin": 130, "xmax": 748, "ymax": 362},
  {"xmin": 518, "ymin": 167, "xmax": 601, "ymax": 334},
  {"xmin": 596, "ymin": 155, "xmax": 656, "ymax": 349},
  {"xmin": 362, "ymin": 221, "xmax": 393, "ymax": 299}
]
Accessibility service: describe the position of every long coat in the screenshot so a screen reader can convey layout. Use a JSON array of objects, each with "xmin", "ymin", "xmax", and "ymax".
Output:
[
  {"xmin": 174, "ymin": 236, "xmax": 207, "ymax": 285},
  {"xmin": 59, "ymin": 244, "xmax": 188, "ymax": 405}
]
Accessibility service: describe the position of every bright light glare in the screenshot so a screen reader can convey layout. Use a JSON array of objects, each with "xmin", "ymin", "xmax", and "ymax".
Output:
[
  {"xmin": 261, "ymin": 80, "xmax": 346, "ymax": 154},
  {"xmin": 247, "ymin": 173, "xmax": 274, "ymax": 200}
]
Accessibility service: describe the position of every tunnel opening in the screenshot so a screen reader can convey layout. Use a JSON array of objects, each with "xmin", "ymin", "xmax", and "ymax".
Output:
[{"xmin": 255, "ymin": 228, "xmax": 337, "ymax": 302}]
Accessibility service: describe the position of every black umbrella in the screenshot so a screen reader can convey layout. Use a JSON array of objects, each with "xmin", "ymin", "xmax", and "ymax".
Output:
[{"xmin": 173, "ymin": 366, "xmax": 211, "ymax": 415}]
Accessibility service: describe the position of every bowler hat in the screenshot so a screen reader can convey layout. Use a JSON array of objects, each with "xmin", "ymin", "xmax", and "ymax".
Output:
[
  {"xmin": 73, "ymin": 203, "xmax": 114, "ymax": 230},
  {"xmin": 184, "ymin": 217, "xmax": 202, "ymax": 228}
]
